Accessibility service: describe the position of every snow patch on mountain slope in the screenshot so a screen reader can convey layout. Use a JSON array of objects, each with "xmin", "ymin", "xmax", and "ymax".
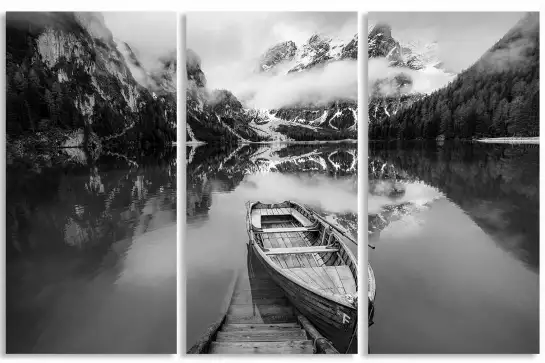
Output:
[
  {"xmin": 247, "ymin": 110, "xmax": 292, "ymax": 141},
  {"xmin": 348, "ymin": 108, "xmax": 358, "ymax": 130},
  {"xmin": 186, "ymin": 123, "xmax": 199, "ymax": 143},
  {"xmin": 217, "ymin": 115, "xmax": 248, "ymax": 142},
  {"xmin": 328, "ymin": 110, "xmax": 343, "ymax": 130},
  {"xmin": 310, "ymin": 110, "xmax": 329, "ymax": 127},
  {"xmin": 247, "ymin": 109, "xmax": 323, "ymax": 142}
]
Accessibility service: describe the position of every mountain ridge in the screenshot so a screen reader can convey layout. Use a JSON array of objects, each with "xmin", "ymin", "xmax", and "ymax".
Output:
[
  {"xmin": 368, "ymin": 22, "xmax": 455, "ymax": 127},
  {"xmin": 187, "ymin": 32, "xmax": 358, "ymax": 143}
]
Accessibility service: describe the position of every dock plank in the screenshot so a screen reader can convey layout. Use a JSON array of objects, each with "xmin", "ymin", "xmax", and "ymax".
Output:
[
  {"xmin": 216, "ymin": 330, "xmax": 307, "ymax": 342},
  {"xmin": 231, "ymin": 296, "xmax": 290, "ymax": 305},
  {"xmin": 209, "ymin": 341, "xmax": 314, "ymax": 354},
  {"xmin": 232, "ymin": 289, "xmax": 285, "ymax": 302},
  {"xmin": 226, "ymin": 305, "xmax": 296, "ymax": 324},
  {"xmin": 221, "ymin": 323, "xmax": 300, "ymax": 331}
]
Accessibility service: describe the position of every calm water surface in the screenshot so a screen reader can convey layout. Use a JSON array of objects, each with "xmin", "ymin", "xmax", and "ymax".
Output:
[
  {"xmin": 6, "ymin": 148, "xmax": 176, "ymax": 353},
  {"xmin": 186, "ymin": 142, "xmax": 358, "ymax": 350},
  {"xmin": 368, "ymin": 141, "xmax": 539, "ymax": 354}
]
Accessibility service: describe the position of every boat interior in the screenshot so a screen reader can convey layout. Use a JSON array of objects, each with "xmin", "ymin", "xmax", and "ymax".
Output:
[{"xmin": 250, "ymin": 203, "xmax": 357, "ymax": 297}]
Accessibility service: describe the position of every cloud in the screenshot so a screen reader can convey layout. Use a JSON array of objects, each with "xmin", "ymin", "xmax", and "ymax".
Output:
[
  {"xmin": 475, "ymin": 14, "xmax": 538, "ymax": 74},
  {"xmin": 210, "ymin": 59, "xmax": 357, "ymax": 109},
  {"xmin": 187, "ymin": 12, "xmax": 357, "ymax": 109},
  {"xmin": 368, "ymin": 59, "xmax": 447, "ymax": 96},
  {"xmin": 479, "ymin": 38, "xmax": 535, "ymax": 73},
  {"xmin": 102, "ymin": 12, "xmax": 176, "ymax": 72},
  {"xmin": 368, "ymin": 58, "xmax": 455, "ymax": 97}
]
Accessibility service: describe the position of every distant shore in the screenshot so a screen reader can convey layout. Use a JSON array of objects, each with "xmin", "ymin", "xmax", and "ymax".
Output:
[
  {"xmin": 245, "ymin": 139, "xmax": 357, "ymax": 145},
  {"xmin": 477, "ymin": 137, "xmax": 540, "ymax": 144},
  {"xmin": 186, "ymin": 139, "xmax": 357, "ymax": 146},
  {"xmin": 186, "ymin": 141, "xmax": 207, "ymax": 146},
  {"xmin": 369, "ymin": 137, "xmax": 540, "ymax": 145}
]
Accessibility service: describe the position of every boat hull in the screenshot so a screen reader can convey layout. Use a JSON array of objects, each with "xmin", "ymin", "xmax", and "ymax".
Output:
[{"xmin": 251, "ymin": 243, "xmax": 357, "ymax": 353}]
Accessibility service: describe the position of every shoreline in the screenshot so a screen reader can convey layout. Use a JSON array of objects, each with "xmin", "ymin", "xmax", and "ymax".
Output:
[
  {"xmin": 186, "ymin": 139, "xmax": 358, "ymax": 146},
  {"xmin": 370, "ymin": 137, "xmax": 540, "ymax": 145},
  {"xmin": 476, "ymin": 137, "xmax": 540, "ymax": 144}
]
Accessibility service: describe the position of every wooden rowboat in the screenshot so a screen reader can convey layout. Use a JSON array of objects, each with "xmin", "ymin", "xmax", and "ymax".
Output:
[
  {"xmin": 187, "ymin": 243, "xmax": 339, "ymax": 354},
  {"xmin": 246, "ymin": 201, "xmax": 358, "ymax": 353}
]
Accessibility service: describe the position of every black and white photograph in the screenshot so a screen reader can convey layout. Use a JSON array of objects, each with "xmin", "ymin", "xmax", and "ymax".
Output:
[
  {"xmin": 185, "ymin": 11, "xmax": 359, "ymax": 354},
  {"xmin": 6, "ymin": 12, "xmax": 177, "ymax": 353},
  {"xmin": 368, "ymin": 12, "xmax": 539, "ymax": 353}
]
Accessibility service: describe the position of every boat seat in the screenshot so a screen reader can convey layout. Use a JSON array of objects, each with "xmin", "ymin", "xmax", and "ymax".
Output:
[
  {"xmin": 251, "ymin": 207, "xmax": 314, "ymax": 229},
  {"xmin": 290, "ymin": 210, "xmax": 313, "ymax": 227},
  {"xmin": 265, "ymin": 246, "xmax": 339, "ymax": 255},
  {"xmin": 260, "ymin": 227, "xmax": 318, "ymax": 233}
]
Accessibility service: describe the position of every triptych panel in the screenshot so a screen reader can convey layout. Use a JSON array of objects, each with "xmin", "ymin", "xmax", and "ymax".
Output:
[{"xmin": 4, "ymin": 10, "xmax": 539, "ymax": 356}]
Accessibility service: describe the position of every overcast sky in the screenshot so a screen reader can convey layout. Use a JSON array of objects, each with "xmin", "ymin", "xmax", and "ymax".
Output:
[
  {"xmin": 368, "ymin": 12, "xmax": 525, "ymax": 72},
  {"xmin": 187, "ymin": 12, "xmax": 357, "ymax": 91},
  {"xmin": 103, "ymin": 12, "xmax": 176, "ymax": 71}
]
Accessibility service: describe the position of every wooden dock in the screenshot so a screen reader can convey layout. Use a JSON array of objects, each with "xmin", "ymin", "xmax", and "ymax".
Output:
[
  {"xmin": 210, "ymin": 276, "xmax": 313, "ymax": 354},
  {"xmin": 188, "ymin": 245, "xmax": 339, "ymax": 354}
]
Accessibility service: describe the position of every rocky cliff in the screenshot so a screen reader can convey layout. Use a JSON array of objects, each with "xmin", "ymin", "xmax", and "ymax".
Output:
[{"xmin": 6, "ymin": 12, "xmax": 176, "ymax": 152}]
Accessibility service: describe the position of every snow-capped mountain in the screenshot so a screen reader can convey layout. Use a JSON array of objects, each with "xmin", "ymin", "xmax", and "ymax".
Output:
[
  {"xmin": 400, "ymin": 41, "xmax": 444, "ymax": 71},
  {"xmin": 368, "ymin": 24, "xmax": 448, "ymax": 72},
  {"xmin": 368, "ymin": 23, "xmax": 454, "ymax": 127},
  {"xmin": 258, "ymin": 33, "xmax": 358, "ymax": 74},
  {"xmin": 187, "ymin": 32, "xmax": 358, "ymax": 143}
]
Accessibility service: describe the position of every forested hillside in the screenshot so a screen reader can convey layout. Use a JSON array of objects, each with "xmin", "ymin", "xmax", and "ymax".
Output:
[
  {"xmin": 6, "ymin": 12, "xmax": 176, "ymax": 152},
  {"xmin": 369, "ymin": 12, "xmax": 539, "ymax": 140}
]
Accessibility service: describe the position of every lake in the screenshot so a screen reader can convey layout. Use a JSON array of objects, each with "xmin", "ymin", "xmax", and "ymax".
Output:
[
  {"xmin": 6, "ymin": 148, "xmax": 177, "ymax": 354},
  {"xmin": 185, "ymin": 142, "xmax": 358, "ymax": 351},
  {"xmin": 368, "ymin": 141, "xmax": 539, "ymax": 354}
]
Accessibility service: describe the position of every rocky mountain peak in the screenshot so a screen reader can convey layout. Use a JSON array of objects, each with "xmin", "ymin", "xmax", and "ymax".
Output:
[
  {"xmin": 369, "ymin": 23, "xmax": 392, "ymax": 39},
  {"xmin": 151, "ymin": 51, "xmax": 177, "ymax": 94},
  {"xmin": 368, "ymin": 23, "xmax": 402, "ymax": 62},
  {"xmin": 400, "ymin": 40, "xmax": 444, "ymax": 70},
  {"xmin": 74, "ymin": 12, "xmax": 114, "ymax": 44},
  {"xmin": 259, "ymin": 32, "xmax": 358, "ymax": 75},
  {"xmin": 258, "ymin": 40, "xmax": 298, "ymax": 72},
  {"xmin": 186, "ymin": 48, "xmax": 206, "ymax": 88},
  {"xmin": 340, "ymin": 33, "xmax": 358, "ymax": 59}
]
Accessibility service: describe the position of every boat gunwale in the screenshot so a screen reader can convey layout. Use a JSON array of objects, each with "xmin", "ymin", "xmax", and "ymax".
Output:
[{"xmin": 246, "ymin": 200, "xmax": 358, "ymax": 310}]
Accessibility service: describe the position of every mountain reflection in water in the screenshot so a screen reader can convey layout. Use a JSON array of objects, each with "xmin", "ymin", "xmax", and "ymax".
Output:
[
  {"xmin": 6, "ymin": 148, "xmax": 176, "ymax": 354},
  {"xmin": 368, "ymin": 141, "xmax": 539, "ymax": 354},
  {"xmin": 185, "ymin": 142, "xmax": 358, "ymax": 351}
]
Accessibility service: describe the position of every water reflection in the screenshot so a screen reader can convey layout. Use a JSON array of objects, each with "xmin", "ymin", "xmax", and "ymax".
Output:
[
  {"xmin": 185, "ymin": 142, "xmax": 358, "ymax": 351},
  {"xmin": 368, "ymin": 141, "xmax": 539, "ymax": 354},
  {"xmin": 369, "ymin": 141, "xmax": 539, "ymax": 271},
  {"xmin": 6, "ymin": 148, "xmax": 176, "ymax": 354}
]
